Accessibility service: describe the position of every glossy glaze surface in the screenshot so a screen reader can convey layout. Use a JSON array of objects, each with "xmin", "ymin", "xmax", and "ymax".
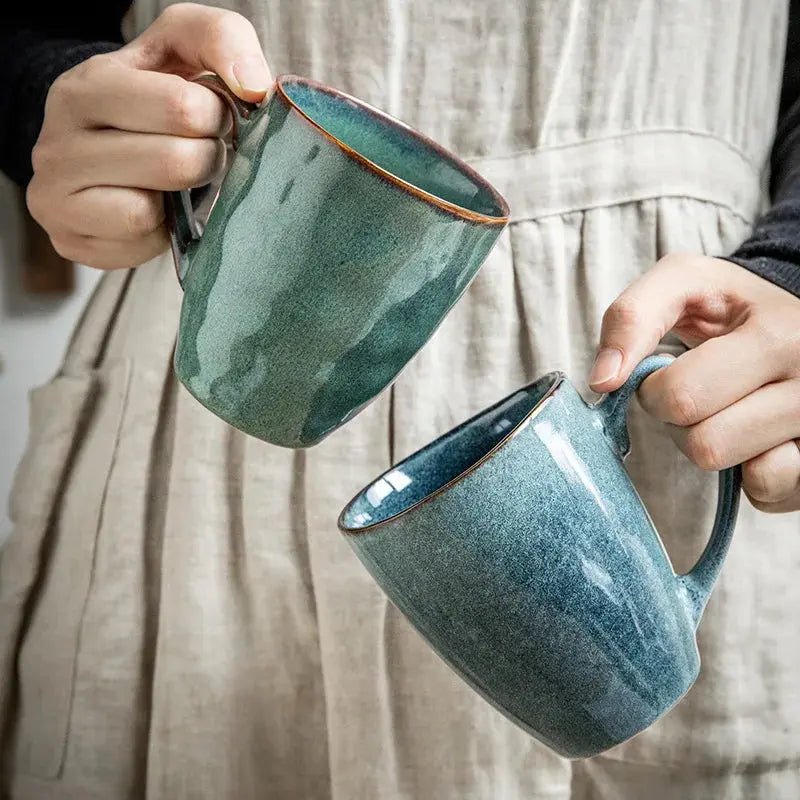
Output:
[
  {"xmin": 173, "ymin": 77, "xmax": 507, "ymax": 448},
  {"xmin": 340, "ymin": 356, "xmax": 740, "ymax": 758}
]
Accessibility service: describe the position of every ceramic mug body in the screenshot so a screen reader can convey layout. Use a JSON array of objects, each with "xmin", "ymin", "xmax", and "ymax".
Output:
[
  {"xmin": 167, "ymin": 75, "xmax": 508, "ymax": 448},
  {"xmin": 339, "ymin": 356, "xmax": 741, "ymax": 758}
]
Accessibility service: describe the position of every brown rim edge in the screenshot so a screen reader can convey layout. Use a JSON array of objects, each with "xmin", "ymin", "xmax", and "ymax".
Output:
[
  {"xmin": 338, "ymin": 372, "xmax": 565, "ymax": 534},
  {"xmin": 275, "ymin": 75, "xmax": 510, "ymax": 225}
]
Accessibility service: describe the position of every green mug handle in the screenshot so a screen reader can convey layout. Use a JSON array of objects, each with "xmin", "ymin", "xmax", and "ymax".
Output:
[
  {"xmin": 593, "ymin": 353, "xmax": 742, "ymax": 628},
  {"xmin": 164, "ymin": 74, "xmax": 259, "ymax": 287}
]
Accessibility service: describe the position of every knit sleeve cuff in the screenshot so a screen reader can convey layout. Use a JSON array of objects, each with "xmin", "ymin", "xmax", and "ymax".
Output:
[
  {"xmin": 0, "ymin": 34, "xmax": 121, "ymax": 187},
  {"xmin": 722, "ymin": 184, "xmax": 800, "ymax": 300}
]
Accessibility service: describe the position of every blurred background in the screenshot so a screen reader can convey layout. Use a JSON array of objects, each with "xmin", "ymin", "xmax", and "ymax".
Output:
[{"xmin": 0, "ymin": 176, "xmax": 99, "ymax": 544}]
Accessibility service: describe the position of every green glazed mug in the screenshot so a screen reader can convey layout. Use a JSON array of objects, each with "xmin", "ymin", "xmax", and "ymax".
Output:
[{"xmin": 166, "ymin": 74, "xmax": 509, "ymax": 448}]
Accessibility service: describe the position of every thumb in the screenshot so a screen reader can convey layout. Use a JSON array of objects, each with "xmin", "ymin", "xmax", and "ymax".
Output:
[
  {"xmin": 589, "ymin": 255, "xmax": 699, "ymax": 392},
  {"xmin": 124, "ymin": 3, "xmax": 272, "ymax": 102}
]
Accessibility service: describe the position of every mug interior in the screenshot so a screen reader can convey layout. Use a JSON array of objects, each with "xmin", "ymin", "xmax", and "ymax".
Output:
[
  {"xmin": 340, "ymin": 372, "xmax": 560, "ymax": 531},
  {"xmin": 280, "ymin": 77, "xmax": 508, "ymax": 219}
]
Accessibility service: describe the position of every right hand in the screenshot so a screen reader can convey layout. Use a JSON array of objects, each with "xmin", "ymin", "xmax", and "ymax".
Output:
[{"xmin": 26, "ymin": 3, "xmax": 272, "ymax": 269}]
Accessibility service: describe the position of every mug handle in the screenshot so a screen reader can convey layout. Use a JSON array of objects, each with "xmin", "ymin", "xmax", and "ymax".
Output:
[
  {"xmin": 164, "ymin": 74, "xmax": 260, "ymax": 287},
  {"xmin": 593, "ymin": 353, "xmax": 742, "ymax": 628}
]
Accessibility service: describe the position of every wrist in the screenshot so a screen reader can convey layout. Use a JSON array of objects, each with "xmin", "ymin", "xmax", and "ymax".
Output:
[{"xmin": 720, "ymin": 254, "xmax": 800, "ymax": 300}]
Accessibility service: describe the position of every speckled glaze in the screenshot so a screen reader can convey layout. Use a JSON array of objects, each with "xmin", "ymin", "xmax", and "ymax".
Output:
[
  {"xmin": 339, "ymin": 355, "xmax": 741, "ymax": 759},
  {"xmin": 166, "ymin": 74, "xmax": 508, "ymax": 448}
]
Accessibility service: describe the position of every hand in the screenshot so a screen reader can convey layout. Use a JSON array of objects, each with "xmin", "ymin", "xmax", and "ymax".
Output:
[
  {"xmin": 589, "ymin": 254, "xmax": 800, "ymax": 513},
  {"xmin": 26, "ymin": 3, "xmax": 272, "ymax": 269}
]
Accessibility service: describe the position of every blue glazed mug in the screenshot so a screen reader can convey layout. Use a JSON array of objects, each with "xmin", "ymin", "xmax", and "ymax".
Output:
[
  {"xmin": 166, "ymin": 74, "xmax": 508, "ymax": 448},
  {"xmin": 339, "ymin": 355, "xmax": 741, "ymax": 759}
]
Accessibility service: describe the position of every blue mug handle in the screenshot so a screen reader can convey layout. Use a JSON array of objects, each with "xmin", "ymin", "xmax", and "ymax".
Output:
[{"xmin": 593, "ymin": 354, "xmax": 742, "ymax": 628}]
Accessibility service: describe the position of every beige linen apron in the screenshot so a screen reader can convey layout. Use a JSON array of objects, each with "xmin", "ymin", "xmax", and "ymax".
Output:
[{"xmin": 2, "ymin": 1, "xmax": 799, "ymax": 798}]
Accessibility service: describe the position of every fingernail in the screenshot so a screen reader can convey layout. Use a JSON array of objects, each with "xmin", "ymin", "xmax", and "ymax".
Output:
[
  {"xmin": 232, "ymin": 59, "xmax": 269, "ymax": 94},
  {"xmin": 589, "ymin": 348, "xmax": 623, "ymax": 386}
]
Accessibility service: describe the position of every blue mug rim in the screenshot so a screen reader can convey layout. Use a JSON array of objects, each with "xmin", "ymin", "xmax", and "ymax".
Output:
[{"xmin": 338, "ymin": 370, "xmax": 565, "ymax": 533}]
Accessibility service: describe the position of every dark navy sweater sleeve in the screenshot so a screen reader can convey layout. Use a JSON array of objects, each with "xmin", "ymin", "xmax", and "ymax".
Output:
[
  {"xmin": 0, "ymin": 4, "xmax": 130, "ymax": 187},
  {"xmin": 726, "ymin": 1, "xmax": 800, "ymax": 298}
]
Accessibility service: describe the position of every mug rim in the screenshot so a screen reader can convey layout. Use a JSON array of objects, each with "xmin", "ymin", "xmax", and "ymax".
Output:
[
  {"xmin": 338, "ymin": 371, "xmax": 565, "ymax": 533},
  {"xmin": 275, "ymin": 74, "xmax": 510, "ymax": 225}
]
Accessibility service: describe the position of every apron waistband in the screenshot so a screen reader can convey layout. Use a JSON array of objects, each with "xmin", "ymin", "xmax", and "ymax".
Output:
[{"xmin": 468, "ymin": 129, "xmax": 764, "ymax": 224}]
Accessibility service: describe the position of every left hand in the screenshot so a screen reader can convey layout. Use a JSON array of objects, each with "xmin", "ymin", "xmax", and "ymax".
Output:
[{"xmin": 589, "ymin": 254, "xmax": 800, "ymax": 513}]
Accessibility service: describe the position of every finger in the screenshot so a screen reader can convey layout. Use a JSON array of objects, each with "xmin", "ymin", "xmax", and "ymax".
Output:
[
  {"xmin": 669, "ymin": 379, "xmax": 800, "ymax": 471},
  {"xmin": 54, "ymin": 187, "xmax": 165, "ymax": 240},
  {"xmin": 42, "ymin": 129, "xmax": 227, "ymax": 192},
  {"xmin": 637, "ymin": 320, "xmax": 779, "ymax": 427},
  {"xmin": 748, "ymin": 489, "xmax": 800, "ymax": 513},
  {"xmin": 127, "ymin": 3, "xmax": 272, "ymax": 102},
  {"xmin": 743, "ymin": 440, "xmax": 800, "ymax": 509},
  {"xmin": 66, "ymin": 59, "xmax": 229, "ymax": 138},
  {"xmin": 589, "ymin": 254, "xmax": 714, "ymax": 393},
  {"xmin": 50, "ymin": 228, "xmax": 170, "ymax": 270}
]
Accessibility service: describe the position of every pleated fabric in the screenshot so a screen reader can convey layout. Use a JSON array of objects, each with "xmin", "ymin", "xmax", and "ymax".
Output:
[{"xmin": 3, "ymin": 1, "xmax": 800, "ymax": 798}]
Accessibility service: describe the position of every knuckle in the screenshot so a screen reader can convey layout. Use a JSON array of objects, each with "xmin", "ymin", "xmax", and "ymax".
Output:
[
  {"xmin": 656, "ymin": 251, "xmax": 700, "ymax": 273},
  {"xmin": 204, "ymin": 11, "xmax": 231, "ymax": 43},
  {"xmin": 164, "ymin": 139, "xmax": 219, "ymax": 187},
  {"xmin": 24, "ymin": 177, "xmax": 48, "ymax": 223},
  {"xmin": 43, "ymin": 77, "xmax": 71, "ymax": 119},
  {"xmin": 50, "ymin": 235, "xmax": 85, "ymax": 264},
  {"xmin": 206, "ymin": 8, "xmax": 255, "ymax": 41},
  {"xmin": 684, "ymin": 427, "xmax": 725, "ymax": 471},
  {"xmin": 169, "ymin": 84, "xmax": 208, "ymax": 136},
  {"xmin": 159, "ymin": 2, "xmax": 189, "ymax": 23},
  {"xmin": 750, "ymin": 314, "xmax": 785, "ymax": 351},
  {"xmin": 168, "ymin": 85, "xmax": 196, "ymax": 133},
  {"xmin": 30, "ymin": 140, "xmax": 58, "ymax": 174},
  {"xmin": 603, "ymin": 296, "xmax": 640, "ymax": 330},
  {"xmin": 742, "ymin": 458, "xmax": 777, "ymax": 503},
  {"xmin": 664, "ymin": 381, "xmax": 699, "ymax": 426},
  {"xmin": 124, "ymin": 193, "xmax": 163, "ymax": 237},
  {"xmin": 47, "ymin": 56, "xmax": 100, "ymax": 106},
  {"xmin": 46, "ymin": 69, "xmax": 75, "ymax": 105},
  {"xmin": 655, "ymin": 252, "xmax": 682, "ymax": 271},
  {"xmin": 164, "ymin": 139, "xmax": 203, "ymax": 187},
  {"xmin": 75, "ymin": 53, "xmax": 105, "ymax": 80}
]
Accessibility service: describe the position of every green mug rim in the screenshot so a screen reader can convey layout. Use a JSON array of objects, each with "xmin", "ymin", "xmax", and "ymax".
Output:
[{"xmin": 275, "ymin": 74, "xmax": 510, "ymax": 225}]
